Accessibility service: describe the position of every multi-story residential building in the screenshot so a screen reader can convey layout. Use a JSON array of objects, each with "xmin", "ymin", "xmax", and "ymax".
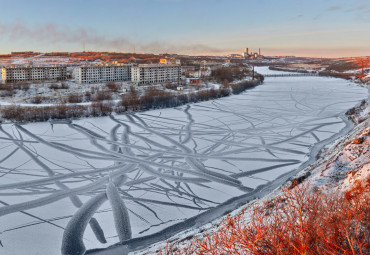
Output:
[
  {"xmin": 131, "ymin": 64, "xmax": 181, "ymax": 85},
  {"xmin": 74, "ymin": 64, "xmax": 132, "ymax": 84},
  {"xmin": 2, "ymin": 65, "xmax": 67, "ymax": 83},
  {"xmin": 181, "ymin": 66, "xmax": 197, "ymax": 74},
  {"xmin": 186, "ymin": 69, "xmax": 211, "ymax": 78}
]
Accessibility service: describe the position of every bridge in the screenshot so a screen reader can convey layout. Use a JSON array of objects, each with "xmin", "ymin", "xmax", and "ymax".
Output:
[
  {"xmin": 262, "ymin": 73, "xmax": 319, "ymax": 78},
  {"xmin": 261, "ymin": 72, "xmax": 364, "ymax": 78}
]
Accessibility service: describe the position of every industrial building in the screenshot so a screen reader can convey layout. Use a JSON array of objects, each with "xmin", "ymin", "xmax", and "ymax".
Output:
[
  {"xmin": 74, "ymin": 64, "xmax": 132, "ymax": 84},
  {"xmin": 243, "ymin": 48, "xmax": 263, "ymax": 59},
  {"xmin": 131, "ymin": 64, "xmax": 181, "ymax": 85},
  {"xmin": 1, "ymin": 65, "xmax": 67, "ymax": 83}
]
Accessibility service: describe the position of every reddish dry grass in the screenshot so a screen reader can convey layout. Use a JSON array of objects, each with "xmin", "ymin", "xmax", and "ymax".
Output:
[{"xmin": 159, "ymin": 180, "xmax": 369, "ymax": 255}]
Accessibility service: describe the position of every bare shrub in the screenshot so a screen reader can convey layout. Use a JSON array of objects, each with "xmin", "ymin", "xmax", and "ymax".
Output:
[
  {"xmin": 90, "ymin": 101, "xmax": 113, "ymax": 116},
  {"xmin": 140, "ymin": 88, "xmax": 175, "ymax": 109},
  {"xmin": 222, "ymin": 79, "xmax": 230, "ymax": 88},
  {"xmin": 164, "ymin": 82, "xmax": 177, "ymax": 90},
  {"xmin": 120, "ymin": 93, "xmax": 141, "ymax": 111},
  {"xmin": 160, "ymin": 180, "xmax": 370, "ymax": 255},
  {"xmin": 0, "ymin": 104, "xmax": 89, "ymax": 121},
  {"xmin": 230, "ymin": 79, "xmax": 260, "ymax": 94},
  {"xmin": 60, "ymin": 82, "xmax": 69, "ymax": 89},
  {"xmin": 0, "ymin": 87, "xmax": 15, "ymax": 97},
  {"xmin": 95, "ymin": 90, "xmax": 113, "ymax": 101},
  {"xmin": 177, "ymin": 94, "xmax": 189, "ymax": 104},
  {"xmin": 31, "ymin": 95, "xmax": 43, "ymax": 104},
  {"xmin": 49, "ymin": 83, "xmax": 69, "ymax": 90},
  {"xmin": 12, "ymin": 83, "xmax": 30, "ymax": 91},
  {"xmin": 211, "ymin": 67, "xmax": 246, "ymax": 83},
  {"xmin": 106, "ymin": 82, "xmax": 120, "ymax": 92},
  {"xmin": 0, "ymin": 83, "xmax": 30, "ymax": 96},
  {"xmin": 84, "ymin": 91, "xmax": 91, "ymax": 101},
  {"xmin": 68, "ymin": 94, "xmax": 83, "ymax": 103},
  {"xmin": 49, "ymin": 83, "xmax": 60, "ymax": 90},
  {"xmin": 219, "ymin": 87, "xmax": 231, "ymax": 97},
  {"xmin": 188, "ymin": 92, "xmax": 198, "ymax": 103},
  {"xmin": 90, "ymin": 86, "xmax": 98, "ymax": 94}
]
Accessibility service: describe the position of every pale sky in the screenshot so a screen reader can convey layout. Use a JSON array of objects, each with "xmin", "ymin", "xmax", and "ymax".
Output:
[{"xmin": 0, "ymin": 0, "xmax": 369, "ymax": 57}]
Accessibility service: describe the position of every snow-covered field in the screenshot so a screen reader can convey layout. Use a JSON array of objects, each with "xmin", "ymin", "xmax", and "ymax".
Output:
[
  {"xmin": 0, "ymin": 67, "xmax": 368, "ymax": 254},
  {"xmin": 0, "ymin": 54, "xmax": 75, "ymax": 67}
]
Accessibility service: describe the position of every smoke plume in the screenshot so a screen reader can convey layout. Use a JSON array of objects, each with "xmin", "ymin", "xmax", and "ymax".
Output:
[{"xmin": 0, "ymin": 20, "xmax": 229, "ymax": 55}]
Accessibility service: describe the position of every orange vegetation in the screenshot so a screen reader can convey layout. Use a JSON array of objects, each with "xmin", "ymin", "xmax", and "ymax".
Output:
[
  {"xmin": 349, "ymin": 57, "xmax": 370, "ymax": 69},
  {"xmin": 160, "ymin": 181, "xmax": 369, "ymax": 255},
  {"xmin": 353, "ymin": 137, "xmax": 364, "ymax": 144}
]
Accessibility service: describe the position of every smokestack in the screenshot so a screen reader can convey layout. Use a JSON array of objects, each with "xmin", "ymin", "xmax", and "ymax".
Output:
[
  {"xmin": 247, "ymin": 48, "xmax": 249, "ymax": 55},
  {"xmin": 252, "ymin": 62, "xmax": 255, "ymax": 80},
  {"xmin": 259, "ymin": 48, "xmax": 261, "ymax": 56}
]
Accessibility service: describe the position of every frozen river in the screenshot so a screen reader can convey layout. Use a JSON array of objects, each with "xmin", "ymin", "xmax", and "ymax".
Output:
[{"xmin": 0, "ymin": 67, "xmax": 368, "ymax": 254}]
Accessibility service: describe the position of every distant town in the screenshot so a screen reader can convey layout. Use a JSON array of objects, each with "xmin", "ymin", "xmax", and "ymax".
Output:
[
  {"xmin": 0, "ymin": 48, "xmax": 268, "ymax": 85},
  {"xmin": 0, "ymin": 49, "xmax": 368, "ymax": 111},
  {"xmin": 0, "ymin": 48, "xmax": 269, "ymax": 121},
  {"xmin": 2, "ymin": 49, "xmax": 368, "ymax": 87}
]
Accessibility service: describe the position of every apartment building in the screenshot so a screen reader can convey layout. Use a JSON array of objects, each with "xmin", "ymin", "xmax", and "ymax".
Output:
[
  {"xmin": 131, "ymin": 64, "xmax": 181, "ymax": 85},
  {"xmin": 74, "ymin": 64, "xmax": 132, "ymax": 84},
  {"xmin": 2, "ymin": 65, "xmax": 67, "ymax": 83}
]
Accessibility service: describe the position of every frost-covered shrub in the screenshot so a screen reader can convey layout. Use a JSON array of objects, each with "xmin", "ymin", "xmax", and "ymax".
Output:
[{"xmin": 161, "ymin": 181, "xmax": 370, "ymax": 255}]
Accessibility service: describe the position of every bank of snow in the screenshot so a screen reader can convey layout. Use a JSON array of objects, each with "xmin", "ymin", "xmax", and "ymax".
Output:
[{"xmin": 307, "ymin": 104, "xmax": 369, "ymax": 192}]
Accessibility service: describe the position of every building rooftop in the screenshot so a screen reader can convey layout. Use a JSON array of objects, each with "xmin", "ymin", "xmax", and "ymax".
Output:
[
  {"xmin": 3, "ymin": 65, "xmax": 66, "ymax": 69},
  {"xmin": 77, "ymin": 63, "xmax": 132, "ymax": 68},
  {"xmin": 136, "ymin": 64, "xmax": 180, "ymax": 68}
]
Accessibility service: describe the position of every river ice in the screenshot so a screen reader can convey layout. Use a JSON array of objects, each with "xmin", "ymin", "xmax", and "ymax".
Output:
[{"xmin": 0, "ymin": 67, "xmax": 368, "ymax": 254}]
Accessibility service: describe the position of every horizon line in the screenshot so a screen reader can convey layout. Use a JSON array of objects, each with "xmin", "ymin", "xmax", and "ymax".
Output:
[{"xmin": 1, "ymin": 50, "xmax": 369, "ymax": 59}]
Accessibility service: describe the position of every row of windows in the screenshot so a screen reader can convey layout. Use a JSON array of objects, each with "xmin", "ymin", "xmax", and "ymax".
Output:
[
  {"xmin": 78, "ymin": 78, "xmax": 130, "ymax": 83},
  {"xmin": 4, "ymin": 77, "xmax": 66, "ymax": 81},
  {"xmin": 5, "ymin": 75, "xmax": 66, "ymax": 78},
  {"xmin": 81, "ymin": 69, "xmax": 131, "ymax": 71},
  {"xmin": 76, "ymin": 75, "xmax": 130, "ymax": 79},
  {"xmin": 78, "ymin": 70, "xmax": 130, "ymax": 73},
  {"xmin": 133, "ymin": 77, "xmax": 180, "ymax": 82},
  {"xmin": 5, "ymin": 72, "xmax": 65, "ymax": 75},
  {"xmin": 140, "ymin": 70, "xmax": 180, "ymax": 73},
  {"xmin": 4, "ymin": 69, "xmax": 65, "ymax": 72}
]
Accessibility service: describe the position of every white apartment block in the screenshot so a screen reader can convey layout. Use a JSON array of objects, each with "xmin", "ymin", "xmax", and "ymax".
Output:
[
  {"xmin": 131, "ymin": 64, "xmax": 181, "ymax": 85},
  {"xmin": 74, "ymin": 64, "xmax": 132, "ymax": 84},
  {"xmin": 2, "ymin": 65, "xmax": 67, "ymax": 83}
]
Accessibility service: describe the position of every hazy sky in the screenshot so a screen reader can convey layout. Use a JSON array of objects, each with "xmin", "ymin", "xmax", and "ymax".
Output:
[{"xmin": 0, "ymin": 0, "xmax": 369, "ymax": 57}]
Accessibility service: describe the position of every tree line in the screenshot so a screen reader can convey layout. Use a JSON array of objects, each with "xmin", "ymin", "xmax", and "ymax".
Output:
[{"xmin": 0, "ymin": 77, "xmax": 263, "ymax": 122}]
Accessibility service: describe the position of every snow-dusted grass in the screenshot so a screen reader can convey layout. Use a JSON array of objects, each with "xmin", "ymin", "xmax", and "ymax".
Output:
[{"xmin": 158, "ymin": 181, "xmax": 369, "ymax": 255}]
